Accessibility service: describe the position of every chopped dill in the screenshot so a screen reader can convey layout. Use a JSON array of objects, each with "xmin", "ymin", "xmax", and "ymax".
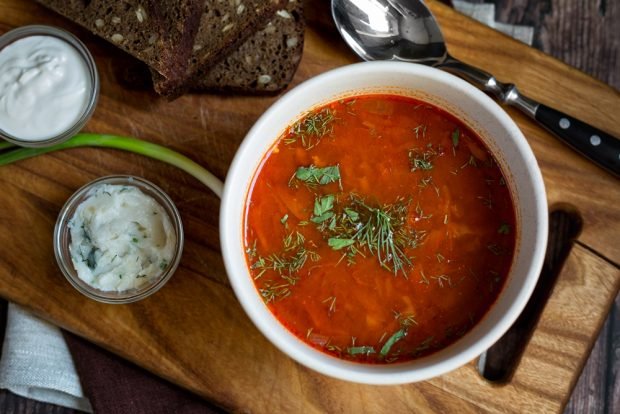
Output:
[
  {"xmin": 414, "ymin": 202, "xmax": 432, "ymax": 220},
  {"xmin": 393, "ymin": 311, "xmax": 418, "ymax": 327},
  {"xmin": 413, "ymin": 124, "xmax": 427, "ymax": 139},
  {"xmin": 250, "ymin": 231, "xmax": 320, "ymax": 288},
  {"xmin": 313, "ymin": 195, "xmax": 423, "ymax": 277},
  {"xmin": 418, "ymin": 176, "xmax": 433, "ymax": 188},
  {"xmin": 259, "ymin": 281, "xmax": 292, "ymax": 303},
  {"xmin": 461, "ymin": 155, "xmax": 478, "ymax": 169},
  {"xmin": 285, "ymin": 107, "xmax": 336, "ymax": 149},
  {"xmin": 409, "ymin": 144, "xmax": 444, "ymax": 172},
  {"xmin": 431, "ymin": 274, "xmax": 450, "ymax": 288},
  {"xmin": 245, "ymin": 240, "xmax": 257, "ymax": 258},
  {"xmin": 322, "ymin": 296, "xmax": 337, "ymax": 314}
]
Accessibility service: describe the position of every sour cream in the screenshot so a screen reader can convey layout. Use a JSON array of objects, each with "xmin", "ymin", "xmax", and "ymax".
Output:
[
  {"xmin": 0, "ymin": 35, "xmax": 90, "ymax": 140},
  {"xmin": 68, "ymin": 184, "xmax": 176, "ymax": 292}
]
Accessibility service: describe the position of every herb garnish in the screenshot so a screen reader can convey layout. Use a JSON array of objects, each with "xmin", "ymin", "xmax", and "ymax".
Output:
[
  {"xmin": 322, "ymin": 296, "xmax": 337, "ymax": 314},
  {"xmin": 292, "ymin": 164, "xmax": 342, "ymax": 189},
  {"xmin": 328, "ymin": 238, "xmax": 355, "ymax": 250},
  {"xmin": 451, "ymin": 128, "xmax": 460, "ymax": 148},
  {"xmin": 461, "ymin": 155, "xmax": 478, "ymax": 169},
  {"xmin": 86, "ymin": 249, "xmax": 98, "ymax": 270},
  {"xmin": 380, "ymin": 328, "xmax": 407, "ymax": 357},
  {"xmin": 347, "ymin": 346, "xmax": 376, "ymax": 356},
  {"xmin": 312, "ymin": 195, "xmax": 422, "ymax": 276},
  {"xmin": 310, "ymin": 194, "xmax": 335, "ymax": 224},
  {"xmin": 413, "ymin": 124, "xmax": 427, "ymax": 140},
  {"xmin": 250, "ymin": 231, "xmax": 320, "ymax": 290},
  {"xmin": 409, "ymin": 145, "xmax": 442, "ymax": 172},
  {"xmin": 285, "ymin": 108, "xmax": 335, "ymax": 149},
  {"xmin": 259, "ymin": 282, "xmax": 292, "ymax": 303},
  {"xmin": 498, "ymin": 223, "xmax": 511, "ymax": 234}
]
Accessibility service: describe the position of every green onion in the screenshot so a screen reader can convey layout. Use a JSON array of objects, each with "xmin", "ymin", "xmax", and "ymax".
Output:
[
  {"xmin": 0, "ymin": 133, "xmax": 223, "ymax": 197},
  {"xmin": 347, "ymin": 346, "xmax": 376, "ymax": 356},
  {"xmin": 380, "ymin": 328, "xmax": 407, "ymax": 357}
]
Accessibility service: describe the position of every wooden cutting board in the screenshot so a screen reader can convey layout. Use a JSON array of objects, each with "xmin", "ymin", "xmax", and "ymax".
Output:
[{"xmin": 1, "ymin": 1, "xmax": 619, "ymax": 412}]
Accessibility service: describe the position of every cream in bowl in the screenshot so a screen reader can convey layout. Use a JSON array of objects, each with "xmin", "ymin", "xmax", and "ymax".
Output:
[
  {"xmin": 54, "ymin": 176, "xmax": 184, "ymax": 304},
  {"xmin": 220, "ymin": 62, "xmax": 548, "ymax": 384},
  {"xmin": 0, "ymin": 25, "xmax": 99, "ymax": 147}
]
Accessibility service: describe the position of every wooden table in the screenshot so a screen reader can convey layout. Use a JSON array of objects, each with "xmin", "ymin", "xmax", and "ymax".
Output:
[{"xmin": 0, "ymin": 0, "xmax": 618, "ymax": 413}]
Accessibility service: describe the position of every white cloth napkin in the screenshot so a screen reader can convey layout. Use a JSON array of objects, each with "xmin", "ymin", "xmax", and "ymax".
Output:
[
  {"xmin": 0, "ymin": 303, "xmax": 92, "ymax": 412},
  {"xmin": 453, "ymin": 0, "xmax": 535, "ymax": 46}
]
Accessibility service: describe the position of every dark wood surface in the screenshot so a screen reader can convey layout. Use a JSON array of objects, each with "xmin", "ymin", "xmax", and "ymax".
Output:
[
  {"xmin": 476, "ymin": 1, "xmax": 619, "ymax": 413},
  {"xmin": 0, "ymin": 0, "xmax": 618, "ymax": 413}
]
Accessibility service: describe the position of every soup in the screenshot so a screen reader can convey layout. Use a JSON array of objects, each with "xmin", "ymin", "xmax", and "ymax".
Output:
[{"xmin": 243, "ymin": 95, "xmax": 516, "ymax": 364}]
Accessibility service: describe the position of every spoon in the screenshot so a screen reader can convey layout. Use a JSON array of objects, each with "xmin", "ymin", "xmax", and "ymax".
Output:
[{"xmin": 331, "ymin": 0, "xmax": 620, "ymax": 176}]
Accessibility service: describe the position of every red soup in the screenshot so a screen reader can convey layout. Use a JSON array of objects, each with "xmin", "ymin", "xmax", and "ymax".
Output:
[{"xmin": 244, "ymin": 94, "xmax": 516, "ymax": 363}]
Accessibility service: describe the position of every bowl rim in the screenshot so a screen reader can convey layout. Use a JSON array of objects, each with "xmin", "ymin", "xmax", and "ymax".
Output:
[
  {"xmin": 220, "ymin": 61, "xmax": 548, "ymax": 384},
  {"xmin": 0, "ymin": 25, "xmax": 100, "ymax": 147},
  {"xmin": 53, "ymin": 175, "xmax": 184, "ymax": 304}
]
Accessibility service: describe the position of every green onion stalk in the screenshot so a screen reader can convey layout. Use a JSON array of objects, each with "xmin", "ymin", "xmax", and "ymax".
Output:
[{"xmin": 0, "ymin": 134, "xmax": 224, "ymax": 198}]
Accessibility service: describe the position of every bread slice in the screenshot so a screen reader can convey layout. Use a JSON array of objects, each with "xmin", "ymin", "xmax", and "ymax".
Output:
[
  {"xmin": 36, "ymin": 0, "xmax": 204, "ymax": 84},
  {"xmin": 191, "ymin": 0, "xmax": 304, "ymax": 94},
  {"xmin": 151, "ymin": 0, "xmax": 288, "ymax": 98}
]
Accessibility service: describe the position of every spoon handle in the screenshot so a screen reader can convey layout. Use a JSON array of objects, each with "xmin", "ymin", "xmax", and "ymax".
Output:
[{"xmin": 439, "ymin": 57, "xmax": 620, "ymax": 177}]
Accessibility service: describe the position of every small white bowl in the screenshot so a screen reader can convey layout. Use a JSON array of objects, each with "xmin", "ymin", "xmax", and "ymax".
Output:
[
  {"xmin": 54, "ymin": 175, "xmax": 184, "ymax": 304},
  {"xmin": 0, "ymin": 25, "xmax": 99, "ymax": 147},
  {"xmin": 220, "ymin": 62, "xmax": 548, "ymax": 384}
]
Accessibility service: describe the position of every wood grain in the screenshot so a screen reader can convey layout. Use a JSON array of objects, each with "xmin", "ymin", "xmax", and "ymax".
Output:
[
  {"xmin": 466, "ymin": 0, "xmax": 619, "ymax": 90},
  {"xmin": 0, "ymin": 1, "xmax": 618, "ymax": 413}
]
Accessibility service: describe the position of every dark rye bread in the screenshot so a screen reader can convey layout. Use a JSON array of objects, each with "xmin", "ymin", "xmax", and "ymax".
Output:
[
  {"xmin": 192, "ymin": 0, "xmax": 304, "ymax": 93},
  {"xmin": 151, "ymin": 0, "xmax": 287, "ymax": 98},
  {"xmin": 36, "ymin": 0, "xmax": 204, "ymax": 84}
]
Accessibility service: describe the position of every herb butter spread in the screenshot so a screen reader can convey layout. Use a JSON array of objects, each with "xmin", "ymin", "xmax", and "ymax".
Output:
[
  {"xmin": 68, "ymin": 184, "xmax": 176, "ymax": 292},
  {"xmin": 0, "ymin": 35, "xmax": 89, "ymax": 140}
]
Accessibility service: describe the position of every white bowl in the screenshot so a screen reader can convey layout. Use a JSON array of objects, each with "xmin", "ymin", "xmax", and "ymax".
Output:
[{"xmin": 220, "ymin": 62, "xmax": 548, "ymax": 384}]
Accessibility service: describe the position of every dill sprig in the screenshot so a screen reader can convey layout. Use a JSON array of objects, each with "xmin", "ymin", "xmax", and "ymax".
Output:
[
  {"xmin": 285, "ymin": 108, "xmax": 336, "ymax": 149},
  {"xmin": 249, "ymin": 231, "xmax": 320, "ymax": 302},
  {"xmin": 311, "ymin": 194, "xmax": 423, "ymax": 277},
  {"xmin": 409, "ymin": 144, "xmax": 443, "ymax": 172},
  {"xmin": 259, "ymin": 282, "xmax": 291, "ymax": 303}
]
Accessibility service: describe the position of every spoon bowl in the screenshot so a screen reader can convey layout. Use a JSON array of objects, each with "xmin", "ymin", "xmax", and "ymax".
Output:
[{"xmin": 332, "ymin": 0, "xmax": 446, "ymax": 64}]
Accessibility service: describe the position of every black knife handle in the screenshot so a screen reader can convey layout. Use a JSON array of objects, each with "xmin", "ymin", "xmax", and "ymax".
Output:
[{"xmin": 535, "ymin": 104, "xmax": 620, "ymax": 177}]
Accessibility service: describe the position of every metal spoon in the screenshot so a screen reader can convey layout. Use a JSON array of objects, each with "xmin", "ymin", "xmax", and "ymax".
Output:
[{"xmin": 331, "ymin": 0, "xmax": 620, "ymax": 176}]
